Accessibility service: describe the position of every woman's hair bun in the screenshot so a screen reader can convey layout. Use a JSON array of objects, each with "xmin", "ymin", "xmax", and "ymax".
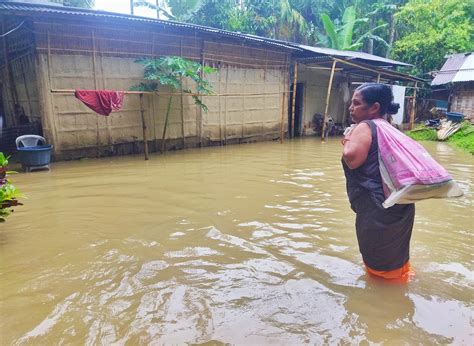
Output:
[{"xmin": 387, "ymin": 102, "xmax": 400, "ymax": 114}]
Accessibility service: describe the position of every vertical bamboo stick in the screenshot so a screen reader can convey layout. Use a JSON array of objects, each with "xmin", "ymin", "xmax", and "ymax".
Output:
[
  {"xmin": 290, "ymin": 62, "xmax": 298, "ymax": 138},
  {"xmin": 2, "ymin": 21, "xmax": 18, "ymax": 125},
  {"xmin": 46, "ymin": 30, "xmax": 53, "ymax": 88},
  {"xmin": 161, "ymin": 96, "xmax": 173, "ymax": 153},
  {"xmin": 140, "ymin": 93, "xmax": 149, "ymax": 160},
  {"xmin": 218, "ymin": 63, "xmax": 222, "ymax": 144},
  {"xmin": 19, "ymin": 60, "xmax": 33, "ymax": 115},
  {"xmin": 280, "ymin": 55, "xmax": 288, "ymax": 143},
  {"xmin": 199, "ymin": 40, "xmax": 205, "ymax": 147},
  {"xmin": 180, "ymin": 39, "xmax": 185, "ymax": 148},
  {"xmin": 377, "ymin": 73, "xmax": 381, "ymax": 83},
  {"xmin": 224, "ymin": 65, "xmax": 228, "ymax": 145},
  {"xmin": 321, "ymin": 59, "xmax": 337, "ymax": 141},
  {"xmin": 409, "ymin": 82, "xmax": 418, "ymax": 130},
  {"xmin": 91, "ymin": 29, "xmax": 100, "ymax": 157}
]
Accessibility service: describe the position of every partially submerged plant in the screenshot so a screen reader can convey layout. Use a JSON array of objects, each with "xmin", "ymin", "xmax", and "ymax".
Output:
[
  {"xmin": 132, "ymin": 56, "xmax": 216, "ymax": 152},
  {"xmin": 0, "ymin": 152, "xmax": 22, "ymax": 222}
]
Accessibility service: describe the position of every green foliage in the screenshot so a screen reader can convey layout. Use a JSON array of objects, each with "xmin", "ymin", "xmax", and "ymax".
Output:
[
  {"xmin": 447, "ymin": 122, "xmax": 474, "ymax": 154},
  {"xmin": 132, "ymin": 56, "xmax": 216, "ymax": 111},
  {"xmin": 407, "ymin": 122, "xmax": 474, "ymax": 154},
  {"xmin": 406, "ymin": 127, "xmax": 438, "ymax": 141},
  {"xmin": 320, "ymin": 6, "xmax": 387, "ymax": 51},
  {"xmin": 167, "ymin": 0, "xmax": 203, "ymax": 21},
  {"xmin": 392, "ymin": 0, "xmax": 474, "ymax": 77},
  {"xmin": 63, "ymin": 0, "xmax": 95, "ymax": 8},
  {"xmin": 0, "ymin": 152, "xmax": 22, "ymax": 223}
]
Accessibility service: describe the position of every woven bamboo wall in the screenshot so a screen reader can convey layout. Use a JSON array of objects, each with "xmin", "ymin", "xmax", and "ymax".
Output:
[
  {"xmin": 452, "ymin": 84, "xmax": 474, "ymax": 120},
  {"xmin": 29, "ymin": 18, "xmax": 290, "ymax": 159}
]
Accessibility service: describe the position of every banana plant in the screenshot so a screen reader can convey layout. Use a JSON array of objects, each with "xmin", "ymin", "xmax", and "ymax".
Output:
[{"xmin": 320, "ymin": 6, "xmax": 388, "ymax": 51}]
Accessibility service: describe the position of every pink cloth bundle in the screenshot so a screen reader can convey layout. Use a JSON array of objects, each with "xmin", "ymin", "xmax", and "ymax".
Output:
[{"xmin": 373, "ymin": 119, "xmax": 463, "ymax": 208}]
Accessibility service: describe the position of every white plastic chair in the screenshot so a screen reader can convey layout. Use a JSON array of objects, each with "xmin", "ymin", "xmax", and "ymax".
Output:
[{"xmin": 15, "ymin": 135, "xmax": 46, "ymax": 148}]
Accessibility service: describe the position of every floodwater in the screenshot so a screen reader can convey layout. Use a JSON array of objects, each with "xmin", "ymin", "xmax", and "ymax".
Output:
[{"xmin": 1, "ymin": 138, "xmax": 472, "ymax": 345}]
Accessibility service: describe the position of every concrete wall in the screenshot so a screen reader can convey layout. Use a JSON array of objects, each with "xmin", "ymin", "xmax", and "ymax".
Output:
[{"xmin": 36, "ymin": 53, "xmax": 288, "ymax": 160}]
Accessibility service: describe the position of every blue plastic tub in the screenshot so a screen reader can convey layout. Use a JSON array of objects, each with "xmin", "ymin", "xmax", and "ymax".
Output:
[
  {"xmin": 446, "ymin": 112, "xmax": 465, "ymax": 122},
  {"xmin": 17, "ymin": 145, "xmax": 53, "ymax": 167}
]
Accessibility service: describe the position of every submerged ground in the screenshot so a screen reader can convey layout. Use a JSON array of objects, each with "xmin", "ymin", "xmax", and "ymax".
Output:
[{"xmin": 1, "ymin": 138, "xmax": 472, "ymax": 344}]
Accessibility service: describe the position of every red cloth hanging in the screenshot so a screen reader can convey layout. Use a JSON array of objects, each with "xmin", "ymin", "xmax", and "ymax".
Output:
[{"xmin": 74, "ymin": 90, "xmax": 125, "ymax": 116}]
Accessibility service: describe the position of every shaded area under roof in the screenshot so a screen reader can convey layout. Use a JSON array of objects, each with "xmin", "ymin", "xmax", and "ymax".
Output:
[
  {"xmin": 296, "ymin": 44, "xmax": 412, "ymax": 68},
  {"xmin": 432, "ymin": 52, "xmax": 474, "ymax": 86}
]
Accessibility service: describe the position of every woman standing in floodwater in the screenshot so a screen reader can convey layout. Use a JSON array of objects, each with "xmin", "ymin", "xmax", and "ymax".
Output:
[{"xmin": 342, "ymin": 83, "xmax": 415, "ymax": 282}]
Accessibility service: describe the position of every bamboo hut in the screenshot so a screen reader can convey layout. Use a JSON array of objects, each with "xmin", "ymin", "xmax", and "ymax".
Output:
[
  {"xmin": 0, "ymin": 2, "xmax": 298, "ymax": 159},
  {"xmin": 0, "ymin": 2, "xmax": 421, "ymax": 161}
]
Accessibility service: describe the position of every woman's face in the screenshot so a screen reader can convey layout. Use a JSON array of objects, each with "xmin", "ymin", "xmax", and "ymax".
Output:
[
  {"xmin": 349, "ymin": 90, "xmax": 380, "ymax": 123},
  {"xmin": 349, "ymin": 90, "xmax": 370, "ymax": 123}
]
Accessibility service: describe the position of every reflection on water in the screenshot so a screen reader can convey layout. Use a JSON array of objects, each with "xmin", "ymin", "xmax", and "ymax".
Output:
[{"xmin": 1, "ymin": 139, "xmax": 472, "ymax": 344}]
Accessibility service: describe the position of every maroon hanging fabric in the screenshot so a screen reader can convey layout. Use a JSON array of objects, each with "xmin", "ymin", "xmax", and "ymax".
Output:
[{"xmin": 74, "ymin": 90, "xmax": 125, "ymax": 116}]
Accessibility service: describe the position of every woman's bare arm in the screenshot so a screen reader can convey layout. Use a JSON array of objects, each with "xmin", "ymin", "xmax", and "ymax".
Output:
[{"xmin": 342, "ymin": 122, "xmax": 372, "ymax": 169}]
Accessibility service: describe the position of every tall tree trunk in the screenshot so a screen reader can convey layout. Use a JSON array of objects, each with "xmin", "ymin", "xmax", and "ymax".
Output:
[
  {"xmin": 366, "ymin": 16, "xmax": 374, "ymax": 54},
  {"xmin": 386, "ymin": 13, "xmax": 396, "ymax": 58},
  {"xmin": 130, "ymin": 0, "xmax": 134, "ymax": 15}
]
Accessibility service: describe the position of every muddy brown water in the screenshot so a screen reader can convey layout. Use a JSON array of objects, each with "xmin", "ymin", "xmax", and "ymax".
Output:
[{"xmin": 1, "ymin": 138, "xmax": 472, "ymax": 344}]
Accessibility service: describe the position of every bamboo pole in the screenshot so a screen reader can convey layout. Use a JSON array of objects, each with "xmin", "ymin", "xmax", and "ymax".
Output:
[
  {"xmin": 91, "ymin": 29, "xmax": 101, "ymax": 157},
  {"xmin": 199, "ymin": 40, "xmax": 205, "ymax": 147},
  {"xmin": 180, "ymin": 39, "xmax": 185, "ymax": 148},
  {"xmin": 280, "ymin": 55, "xmax": 289, "ymax": 143},
  {"xmin": 51, "ymin": 89, "xmax": 285, "ymax": 97},
  {"xmin": 290, "ymin": 62, "xmax": 298, "ymax": 138},
  {"xmin": 2, "ymin": 21, "xmax": 18, "ymax": 125},
  {"xmin": 139, "ymin": 93, "xmax": 149, "ymax": 160},
  {"xmin": 321, "ymin": 59, "xmax": 337, "ymax": 141},
  {"xmin": 224, "ymin": 66, "xmax": 229, "ymax": 145},
  {"xmin": 333, "ymin": 58, "xmax": 420, "ymax": 83},
  {"xmin": 19, "ymin": 60, "xmax": 33, "ymax": 115},
  {"xmin": 161, "ymin": 96, "xmax": 173, "ymax": 153},
  {"xmin": 409, "ymin": 82, "xmax": 418, "ymax": 130},
  {"xmin": 377, "ymin": 73, "xmax": 381, "ymax": 83}
]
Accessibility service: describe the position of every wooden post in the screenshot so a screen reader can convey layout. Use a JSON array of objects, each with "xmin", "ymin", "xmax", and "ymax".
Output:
[
  {"xmin": 140, "ymin": 93, "xmax": 149, "ymax": 160},
  {"xmin": 290, "ymin": 62, "xmax": 298, "ymax": 138},
  {"xmin": 321, "ymin": 59, "xmax": 337, "ymax": 141},
  {"xmin": 409, "ymin": 82, "xmax": 418, "ymax": 130},
  {"xmin": 377, "ymin": 73, "xmax": 381, "ymax": 83}
]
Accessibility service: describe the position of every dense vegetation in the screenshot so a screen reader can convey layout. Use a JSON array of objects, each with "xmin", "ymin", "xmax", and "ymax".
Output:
[
  {"xmin": 150, "ymin": 0, "xmax": 473, "ymax": 78},
  {"xmin": 42, "ymin": 0, "xmax": 473, "ymax": 78}
]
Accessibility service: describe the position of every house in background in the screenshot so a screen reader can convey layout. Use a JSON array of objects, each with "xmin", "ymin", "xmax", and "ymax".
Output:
[
  {"xmin": 431, "ymin": 52, "xmax": 474, "ymax": 122},
  {"xmin": 0, "ymin": 2, "xmax": 420, "ymax": 160}
]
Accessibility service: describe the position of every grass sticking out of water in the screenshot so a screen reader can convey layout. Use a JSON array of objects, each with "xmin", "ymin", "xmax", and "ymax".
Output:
[{"xmin": 407, "ymin": 122, "xmax": 474, "ymax": 154}]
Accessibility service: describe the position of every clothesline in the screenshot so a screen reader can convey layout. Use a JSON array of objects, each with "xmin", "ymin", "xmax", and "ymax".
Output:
[{"xmin": 51, "ymin": 89, "xmax": 292, "ymax": 96}]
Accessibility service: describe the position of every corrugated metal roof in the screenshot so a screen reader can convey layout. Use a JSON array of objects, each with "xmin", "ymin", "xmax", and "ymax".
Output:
[
  {"xmin": 431, "ymin": 52, "xmax": 474, "ymax": 86},
  {"xmin": 0, "ymin": 1, "xmax": 301, "ymax": 51},
  {"xmin": 297, "ymin": 44, "xmax": 411, "ymax": 67}
]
